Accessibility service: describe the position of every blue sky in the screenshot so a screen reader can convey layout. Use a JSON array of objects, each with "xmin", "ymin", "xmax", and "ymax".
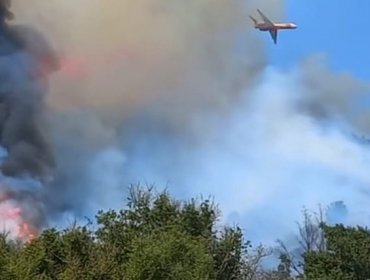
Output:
[{"xmin": 268, "ymin": 0, "xmax": 370, "ymax": 81}]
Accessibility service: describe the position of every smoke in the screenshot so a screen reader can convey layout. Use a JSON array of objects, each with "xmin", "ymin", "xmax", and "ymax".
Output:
[
  {"xmin": 194, "ymin": 64, "xmax": 370, "ymax": 244},
  {"xmin": 117, "ymin": 62, "xmax": 370, "ymax": 245},
  {"xmin": 115, "ymin": 57, "xmax": 370, "ymax": 246},
  {"xmin": 4, "ymin": 0, "xmax": 284, "ymax": 226},
  {"xmin": 0, "ymin": 14, "xmax": 59, "ymax": 238},
  {"xmin": 13, "ymin": 0, "xmax": 280, "ymax": 113},
  {"xmin": 0, "ymin": 0, "xmax": 369, "ymax": 248}
]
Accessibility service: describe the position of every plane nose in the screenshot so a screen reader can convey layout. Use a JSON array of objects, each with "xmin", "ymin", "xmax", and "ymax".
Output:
[{"xmin": 292, "ymin": 23, "xmax": 297, "ymax": 28}]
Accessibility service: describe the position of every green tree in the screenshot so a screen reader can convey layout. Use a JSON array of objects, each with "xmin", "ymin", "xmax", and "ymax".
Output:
[
  {"xmin": 304, "ymin": 224, "xmax": 370, "ymax": 280},
  {"xmin": 0, "ymin": 185, "xmax": 273, "ymax": 279},
  {"xmin": 125, "ymin": 229, "xmax": 213, "ymax": 280},
  {"xmin": 0, "ymin": 234, "xmax": 17, "ymax": 280},
  {"xmin": 95, "ymin": 185, "xmax": 250, "ymax": 279}
]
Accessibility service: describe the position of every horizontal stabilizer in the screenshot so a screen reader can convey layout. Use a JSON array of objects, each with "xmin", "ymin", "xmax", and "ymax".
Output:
[{"xmin": 249, "ymin": 15, "xmax": 258, "ymax": 25}]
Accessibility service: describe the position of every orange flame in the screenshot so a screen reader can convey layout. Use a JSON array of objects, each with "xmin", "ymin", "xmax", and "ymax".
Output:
[
  {"xmin": 0, "ymin": 192, "xmax": 38, "ymax": 242},
  {"xmin": 18, "ymin": 222, "xmax": 37, "ymax": 242}
]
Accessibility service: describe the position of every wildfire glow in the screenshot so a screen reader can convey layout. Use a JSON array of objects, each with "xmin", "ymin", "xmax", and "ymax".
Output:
[
  {"xmin": 0, "ymin": 193, "xmax": 37, "ymax": 242},
  {"xmin": 59, "ymin": 56, "xmax": 88, "ymax": 79},
  {"xmin": 18, "ymin": 222, "xmax": 37, "ymax": 241}
]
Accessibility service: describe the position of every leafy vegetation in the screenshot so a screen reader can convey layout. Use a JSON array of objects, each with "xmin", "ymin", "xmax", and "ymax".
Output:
[
  {"xmin": 304, "ymin": 225, "xmax": 370, "ymax": 280},
  {"xmin": 0, "ymin": 186, "xmax": 369, "ymax": 279}
]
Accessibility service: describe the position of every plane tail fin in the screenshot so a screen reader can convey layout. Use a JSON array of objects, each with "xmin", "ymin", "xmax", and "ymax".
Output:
[
  {"xmin": 249, "ymin": 15, "xmax": 258, "ymax": 26},
  {"xmin": 257, "ymin": 9, "xmax": 274, "ymax": 26}
]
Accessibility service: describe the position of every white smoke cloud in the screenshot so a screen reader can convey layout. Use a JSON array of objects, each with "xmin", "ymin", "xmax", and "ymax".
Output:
[
  {"xmin": 118, "ymin": 61, "xmax": 370, "ymax": 245},
  {"xmin": 190, "ymin": 65, "xmax": 370, "ymax": 244}
]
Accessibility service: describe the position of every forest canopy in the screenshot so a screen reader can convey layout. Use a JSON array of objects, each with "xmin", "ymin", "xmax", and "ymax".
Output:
[{"xmin": 0, "ymin": 185, "xmax": 368, "ymax": 280}]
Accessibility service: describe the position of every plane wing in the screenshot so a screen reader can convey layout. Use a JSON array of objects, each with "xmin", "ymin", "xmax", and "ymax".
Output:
[
  {"xmin": 257, "ymin": 9, "xmax": 274, "ymax": 26},
  {"xmin": 269, "ymin": 29, "xmax": 277, "ymax": 44}
]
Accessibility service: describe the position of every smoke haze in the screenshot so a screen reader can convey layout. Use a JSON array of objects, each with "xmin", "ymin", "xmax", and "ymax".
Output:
[
  {"xmin": 9, "ymin": 0, "xmax": 282, "ymax": 223},
  {"xmin": 0, "ymin": 0, "xmax": 368, "ymax": 246}
]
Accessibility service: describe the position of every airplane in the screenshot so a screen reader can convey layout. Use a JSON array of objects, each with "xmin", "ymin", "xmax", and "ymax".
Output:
[{"xmin": 249, "ymin": 9, "xmax": 297, "ymax": 44}]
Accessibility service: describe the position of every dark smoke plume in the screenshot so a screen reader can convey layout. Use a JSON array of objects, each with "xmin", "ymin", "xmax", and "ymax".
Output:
[{"xmin": 0, "ymin": 0, "xmax": 59, "ymax": 237}]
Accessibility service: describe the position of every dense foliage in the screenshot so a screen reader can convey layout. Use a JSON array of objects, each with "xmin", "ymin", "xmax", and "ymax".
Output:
[
  {"xmin": 0, "ymin": 187, "xmax": 259, "ymax": 280},
  {"xmin": 304, "ymin": 225, "xmax": 370, "ymax": 280},
  {"xmin": 0, "ymin": 186, "xmax": 369, "ymax": 280}
]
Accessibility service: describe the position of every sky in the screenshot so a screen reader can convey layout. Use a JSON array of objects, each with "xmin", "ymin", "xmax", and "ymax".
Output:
[{"xmin": 268, "ymin": 0, "xmax": 370, "ymax": 81}]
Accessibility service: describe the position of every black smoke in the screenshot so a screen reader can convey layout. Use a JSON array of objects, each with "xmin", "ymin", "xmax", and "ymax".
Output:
[{"xmin": 0, "ymin": 2, "xmax": 59, "ymax": 233}]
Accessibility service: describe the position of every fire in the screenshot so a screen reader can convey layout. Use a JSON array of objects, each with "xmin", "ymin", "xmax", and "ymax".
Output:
[
  {"xmin": 18, "ymin": 222, "xmax": 37, "ymax": 242},
  {"xmin": 0, "ymin": 193, "xmax": 37, "ymax": 242},
  {"xmin": 58, "ymin": 47, "xmax": 139, "ymax": 80}
]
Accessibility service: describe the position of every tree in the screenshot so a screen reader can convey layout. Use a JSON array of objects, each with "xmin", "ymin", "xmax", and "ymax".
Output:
[
  {"xmin": 0, "ymin": 185, "xmax": 275, "ymax": 279},
  {"xmin": 124, "ymin": 229, "xmax": 213, "ymax": 280},
  {"xmin": 274, "ymin": 207, "xmax": 326, "ymax": 279},
  {"xmin": 304, "ymin": 224, "xmax": 370, "ymax": 279},
  {"xmin": 95, "ymin": 185, "xmax": 253, "ymax": 279}
]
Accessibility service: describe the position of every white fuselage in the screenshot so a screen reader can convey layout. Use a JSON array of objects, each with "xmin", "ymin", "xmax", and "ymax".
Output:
[{"xmin": 255, "ymin": 22, "xmax": 297, "ymax": 31}]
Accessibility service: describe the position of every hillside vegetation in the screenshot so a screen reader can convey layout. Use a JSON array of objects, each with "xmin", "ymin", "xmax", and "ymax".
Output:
[{"xmin": 0, "ymin": 186, "xmax": 368, "ymax": 280}]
